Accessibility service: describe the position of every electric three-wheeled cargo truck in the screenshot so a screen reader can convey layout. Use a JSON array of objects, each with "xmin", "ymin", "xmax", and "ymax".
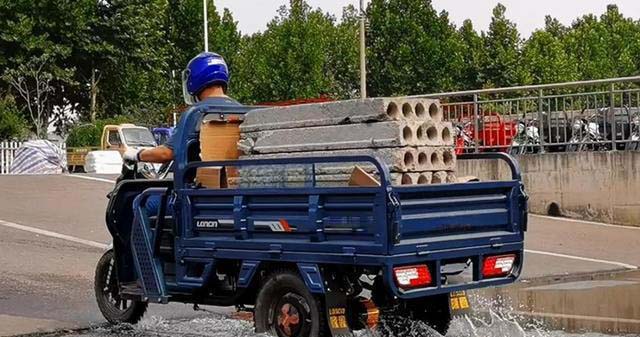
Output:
[{"xmin": 95, "ymin": 103, "xmax": 528, "ymax": 337}]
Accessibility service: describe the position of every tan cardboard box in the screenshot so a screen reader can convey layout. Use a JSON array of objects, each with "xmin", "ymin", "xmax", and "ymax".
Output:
[{"xmin": 348, "ymin": 166, "xmax": 381, "ymax": 187}]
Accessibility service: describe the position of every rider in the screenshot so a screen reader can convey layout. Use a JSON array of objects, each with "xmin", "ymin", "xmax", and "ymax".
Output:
[
  {"xmin": 123, "ymin": 52, "xmax": 240, "ymax": 164},
  {"xmin": 123, "ymin": 52, "xmax": 241, "ymax": 214}
]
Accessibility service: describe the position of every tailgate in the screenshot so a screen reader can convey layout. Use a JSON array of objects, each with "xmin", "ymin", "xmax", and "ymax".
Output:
[{"xmin": 391, "ymin": 180, "xmax": 525, "ymax": 254}]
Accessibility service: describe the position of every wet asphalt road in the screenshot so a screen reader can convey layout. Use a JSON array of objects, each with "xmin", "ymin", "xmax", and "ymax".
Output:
[{"xmin": 0, "ymin": 174, "xmax": 638, "ymax": 336}]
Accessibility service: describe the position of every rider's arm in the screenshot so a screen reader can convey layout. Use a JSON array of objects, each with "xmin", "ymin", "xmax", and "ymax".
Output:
[
  {"xmin": 123, "ymin": 132, "xmax": 175, "ymax": 164},
  {"xmin": 139, "ymin": 146, "xmax": 173, "ymax": 163}
]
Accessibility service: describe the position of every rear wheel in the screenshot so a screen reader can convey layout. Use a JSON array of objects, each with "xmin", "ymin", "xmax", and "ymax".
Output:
[
  {"xmin": 254, "ymin": 271, "xmax": 327, "ymax": 337},
  {"xmin": 94, "ymin": 250, "xmax": 148, "ymax": 324}
]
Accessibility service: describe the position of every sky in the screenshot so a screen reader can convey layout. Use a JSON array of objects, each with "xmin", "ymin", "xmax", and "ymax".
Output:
[{"xmin": 213, "ymin": 0, "xmax": 640, "ymax": 37}]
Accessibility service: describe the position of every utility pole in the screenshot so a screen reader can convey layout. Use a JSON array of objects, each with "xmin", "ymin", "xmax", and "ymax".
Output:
[
  {"xmin": 359, "ymin": 0, "xmax": 367, "ymax": 99},
  {"xmin": 203, "ymin": 0, "xmax": 209, "ymax": 52}
]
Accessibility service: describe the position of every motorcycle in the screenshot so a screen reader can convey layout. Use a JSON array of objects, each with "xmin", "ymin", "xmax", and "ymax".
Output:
[
  {"xmin": 567, "ymin": 110, "xmax": 608, "ymax": 152},
  {"xmin": 509, "ymin": 117, "xmax": 540, "ymax": 155},
  {"xmin": 627, "ymin": 108, "xmax": 640, "ymax": 151},
  {"xmin": 454, "ymin": 121, "xmax": 476, "ymax": 154}
]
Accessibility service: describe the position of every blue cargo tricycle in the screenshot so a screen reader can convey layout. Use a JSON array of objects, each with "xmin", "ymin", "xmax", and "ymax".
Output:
[{"xmin": 95, "ymin": 103, "xmax": 528, "ymax": 337}]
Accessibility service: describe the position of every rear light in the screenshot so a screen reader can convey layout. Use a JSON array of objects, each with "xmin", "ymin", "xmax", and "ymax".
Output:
[
  {"xmin": 393, "ymin": 265, "xmax": 432, "ymax": 289},
  {"xmin": 482, "ymin": 254, "xmax": 516, "ymax": 278}
]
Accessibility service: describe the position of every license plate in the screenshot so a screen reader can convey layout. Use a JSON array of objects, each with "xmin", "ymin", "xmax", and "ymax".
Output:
[{"xmin": 449, "ymin": 291, "xmax": 472, "ymax": 316}]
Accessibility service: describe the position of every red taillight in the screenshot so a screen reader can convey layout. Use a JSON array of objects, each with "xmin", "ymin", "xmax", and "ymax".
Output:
[
  {"xmin": 482, "ymin": 254, "xmax": 516, "ymax": 278},
  {"xmin": 393, "ymin": 265, "xmax": 432, "ymax": 289}
]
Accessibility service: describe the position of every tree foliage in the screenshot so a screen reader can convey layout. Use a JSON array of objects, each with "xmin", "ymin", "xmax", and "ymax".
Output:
[
  {"xmin": 232, "ymin": 0, "xmax": 357, "ymax": 103},
  {"xmin": 366, "ymin": 0, "xmax": 465, "ymax": 96},
  {"xmin": 1, "ymin": 0, "xmax": 639, "ymax": 138}
]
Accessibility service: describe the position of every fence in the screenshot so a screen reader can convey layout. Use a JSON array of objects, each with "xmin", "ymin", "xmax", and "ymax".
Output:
[
  {"xmin": 0, "ymin": 141, "xmax": 66, "ymax": 174},
  {"xmin": 415, "ymin": 76, "xmax": 640, "ymax": 154}
]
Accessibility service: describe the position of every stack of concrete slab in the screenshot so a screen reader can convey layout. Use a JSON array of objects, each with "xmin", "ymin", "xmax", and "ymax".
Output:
[{"xmin": 238, "ymin": 98, "xmax": 457, "ymax": 186}]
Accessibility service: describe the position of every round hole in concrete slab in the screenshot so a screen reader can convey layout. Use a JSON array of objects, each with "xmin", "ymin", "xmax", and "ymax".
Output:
[
  {"xmin": 387, "ymin": 102, "xmax": 399, "ymax": 119},
  {"xmin": 442, "ymin": 150, "xmax": 453, "ymax": 166},
  {"xmin": 402, "ymin": 126, "xmax": 413, "ymax": 143},
  {"xmin": 415, "ymin": 103, "xmax": 426, "ymax": 119},
  {"xmin": 418, "ymin": 175, "xmax": 429, "ymax": 184},
  {"xmin": 401, "ymin": 174, "xmax": 413, "ymax": 185},
  {"xmin": 547, "ymin": 202, "xmax": 562, "ymax": 216},
  {"xmin": 416, "ymin": 125, "xmax": 426, "ymax": 141},
  {"xmin": 432, "ymin": 174, "xmax": 443, "ymax": 184},
  {"xmin": 430, "ymin": 152, "xmax": 440, "ymax": 166},
  {"xmin": 418, "ymin": 152, "xmax": 428, "ymax": 167},
  {"xmin": 431, "ymin": 152, "xmax": 440, "ymax": 167},
  {"xmin": 441, "ymin": 127, "xmax": 452, "ymax": 143},
  {"xmin": 427, "ymin": 126, "xmax": 438, "ymax": 141},
  {"xmin": 429, "ymin": 102, "xmax": 441, "ymax": 120},
  {"xmin": 402, "ymin": 103, "xmax": 414, "ymax": 118},
  {"xmin": 403, "ymin": 151, "xmax": 414, "ymax": 168}
]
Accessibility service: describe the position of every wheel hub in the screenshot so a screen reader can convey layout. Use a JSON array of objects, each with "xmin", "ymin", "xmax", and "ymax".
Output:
[
  {"xmin": 273, "ymin": 293, "xmax": 311, "ymax": 337},
  {"xmin": 277, "ymin": 303, "xmax": 301, "ymax": 336}
]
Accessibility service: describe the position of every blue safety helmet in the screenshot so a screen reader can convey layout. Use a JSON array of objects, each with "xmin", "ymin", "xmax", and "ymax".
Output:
[{"xmin": 182, "ymin": 52, "xmax": 229, "ymax": 105}]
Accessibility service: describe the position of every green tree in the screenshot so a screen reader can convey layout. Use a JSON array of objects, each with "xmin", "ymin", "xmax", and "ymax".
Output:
[
  {"xmin": 232, "ymin": 0, "xmax": 348, "ymax": 103},
  {"xmin": 458, "ymin": 19, "xmax": 483, "ymax": 90},
  {"xmin": 480, "ymin": 3, "xmax": 529, "ymax": 88},
  {"xmin": 0, "ymin": 95, "xmax": 29, "ymax": 141},
  {"xmin": 97, "ymin": 0, "xmax": 173, "ymax": 119},
  {"xmin": 522, "ymin": 29, "xmax": 578, "ymax": 84},
  {"xmin": 366, "ymin": 0, "xmax": 465, "ymax": 96},
  {"xmin": 564, "ymin": 5, "xmax": 640, "ymax": 80}
]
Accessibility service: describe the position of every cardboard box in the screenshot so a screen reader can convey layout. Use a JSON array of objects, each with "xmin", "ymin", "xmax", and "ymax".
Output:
[
  {"xmin": 196, "ymin": 167, "xmax": 227, "ymax": 188},
  {"xmin": 348, "ymin": 166, "xmax": 381, "ymax": 187},
  {"xmin": 197, "ymin": 119, "xmax": 241, "ymax": 188},
  {"xmin": 199, "ymin": 120, "xmax": 241, "ymax": 161}
]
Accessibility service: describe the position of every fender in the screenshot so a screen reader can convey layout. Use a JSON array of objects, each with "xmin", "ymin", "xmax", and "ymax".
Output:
[{"xmin": 297, "ymin": 263, "xmax": 325, "ymax": 294}]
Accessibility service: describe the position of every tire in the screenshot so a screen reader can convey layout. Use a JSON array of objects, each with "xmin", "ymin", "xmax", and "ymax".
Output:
[
  {"xmin": 94, "ymin": 250, "xmax": 148, "ymax": 324},
  {"xmin": 254, "ymin": 271, "xmax": 327, "ymax": 337}
]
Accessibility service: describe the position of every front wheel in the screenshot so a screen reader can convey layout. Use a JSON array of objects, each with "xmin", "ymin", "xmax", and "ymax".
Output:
[
  {"xmin": 94, "ymin": 250, "xmax": 148, "ymax": 324},
  {"xmin": 254, "ymin": 271, "xmax": 327, "ymax": 337}
]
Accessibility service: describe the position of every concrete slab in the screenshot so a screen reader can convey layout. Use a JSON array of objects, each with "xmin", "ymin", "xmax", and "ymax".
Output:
[
  {"xmin": 239, "ymin": 121, "xmax": 454, "ymax": 154},
  {"xmin": 241, "ymin": 146, "xmax": 456, "ymax": 172},
  {"xmin": 241, "ymin": 98, "xmax": 443, "ymax": 132}
]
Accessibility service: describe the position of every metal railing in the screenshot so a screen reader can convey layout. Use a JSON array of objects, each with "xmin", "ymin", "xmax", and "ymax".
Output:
[{"xmin": 413, "ymin": 76, "xmax": 640, "ymax": 154}]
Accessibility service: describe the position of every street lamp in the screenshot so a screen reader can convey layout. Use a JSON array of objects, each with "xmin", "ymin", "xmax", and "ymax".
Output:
[
  {"xmin": 203, "ymin": 0, "xmax": 209, "ymax": 52},
  {"xmin": 359, "ymin": 0, "xmax": 367, "ymax": 99}
]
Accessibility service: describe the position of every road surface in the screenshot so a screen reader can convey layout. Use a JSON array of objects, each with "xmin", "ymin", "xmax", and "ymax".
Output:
[{"xmin": 0, "ymin": 174, "xmax": 638, "ymax": 336}]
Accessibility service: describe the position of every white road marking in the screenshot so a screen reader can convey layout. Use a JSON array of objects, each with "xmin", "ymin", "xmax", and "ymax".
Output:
[
  {"xmin": 64, "ymin": 174, "xmax": 116, "ymax": 184},
  {"xmin": 531, "ymin": 214, "xmax": 640, "ymax": 230},
  {"xmin": 515, "ymin": 310, "xmax": 640, "ymax": 325},
  {"xmin": 525, "ymin": 249, "xmax": 637, "ymax": 270},
  {"xmin": 0, "ymin": 219, "xmax": 108, "ymax": 250}
]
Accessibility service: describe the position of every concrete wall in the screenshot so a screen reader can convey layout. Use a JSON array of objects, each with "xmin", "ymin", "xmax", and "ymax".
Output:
[{"xmin": 457, "ymin": 152, "xmax": 640, "ymax": 227}]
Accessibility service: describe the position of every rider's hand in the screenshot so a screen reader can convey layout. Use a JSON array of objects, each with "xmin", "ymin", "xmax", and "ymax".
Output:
[{"xmin": 123, "ymin": 148, "xmax": 142, "ymax": 163}]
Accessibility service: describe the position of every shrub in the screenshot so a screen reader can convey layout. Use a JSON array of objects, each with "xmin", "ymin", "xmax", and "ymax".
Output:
[
  {"xmin": 0, "ymin": 96, "xmax": 29, "ymax": 141},
  {"xmin": 66, "ymin": 115, "xmax": 134, "ymax": 147}
]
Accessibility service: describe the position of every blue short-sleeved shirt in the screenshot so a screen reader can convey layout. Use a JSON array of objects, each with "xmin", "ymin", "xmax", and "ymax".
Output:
[{"xmin": 163, "ymin": 96, "xmax": 242, "ymax": 151}]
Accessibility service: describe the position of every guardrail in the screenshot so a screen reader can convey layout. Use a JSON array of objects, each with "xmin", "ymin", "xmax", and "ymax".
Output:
[
  {"xmin": 413, "ymin": 76, "xmax": 640, "ymax": 154},
  {"xmin": 0, "ymin": 141, "xmax": 66, "ymax": 174}
]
